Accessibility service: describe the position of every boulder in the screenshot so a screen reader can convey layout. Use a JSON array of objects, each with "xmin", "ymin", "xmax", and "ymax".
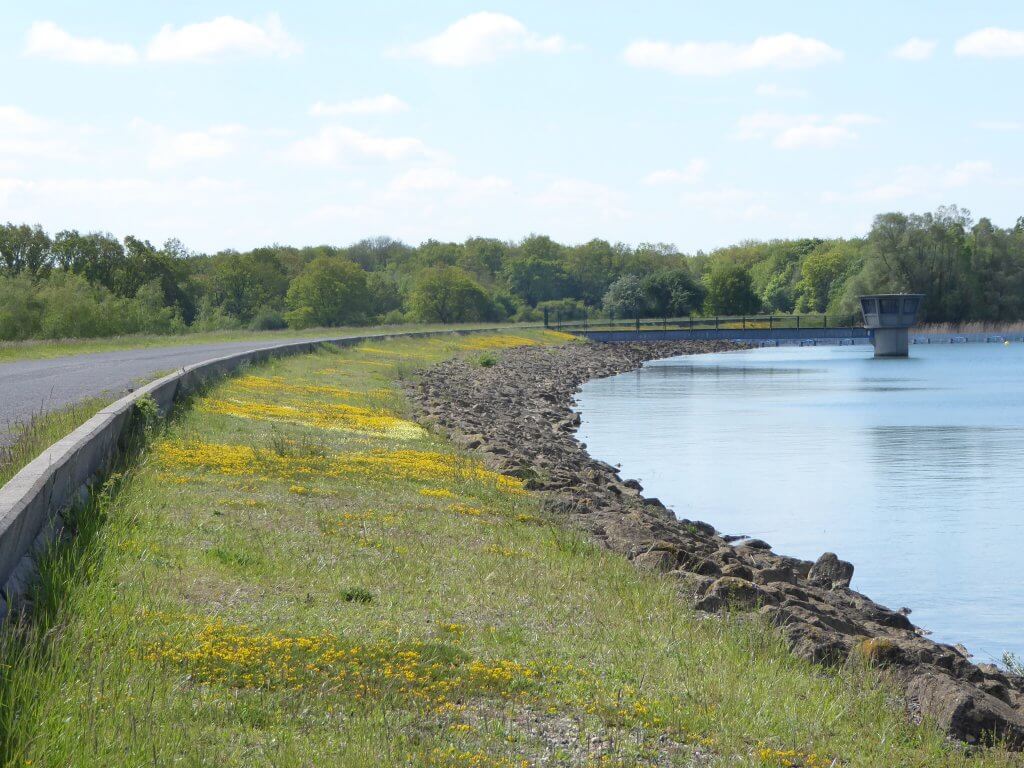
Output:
[
  {"xmin": 808, "ymin": 552, "xmax": 854, "ymax": 589},
  {"xmin": 695, "ymin": 576, "xmax": 775, "ymax": 613},
  {"xmin": 633, "ymin": 549, "xmax": 677, "ymax": 574},
  {"xmin": 906, "ymin": 672, "xmax": 1024, "ymax": 748}
]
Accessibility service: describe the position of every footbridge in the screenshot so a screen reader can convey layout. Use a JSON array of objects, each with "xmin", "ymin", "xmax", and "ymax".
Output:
[{"xmin": 548, "ymin": 313, "xmax": 871, "ymax": 346}]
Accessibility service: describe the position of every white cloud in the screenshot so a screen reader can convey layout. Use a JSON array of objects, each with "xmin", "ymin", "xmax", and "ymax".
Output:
[
  {"xmin": 392, "ymin": 12, "xmax": 566, "ymax": 66},
  {"xmin": 955, "ymin": 27, "xmax": 1024, "ymax": 58},
  {"xmin": 943, "ymin": 160, "xmax": 993, "ymax": 187},
  {"xmin": 287, "ymin": 126, "xmax": 433, "ymax": 165},
  {"xmin": 623, "ymin": 33, "xmax": 841, "ymax": 76},
  {"xmin": 892, "ymin": 37, "xmax": 937, "ymax": 61},
  {"xmin": 755, "ymin": 83, "xmax": 808, "ymax": 98},
  {"xmin": 132, "ymin": 120, "xmax": 243, "ymax": 169},
  {"xmin": 735, "ymin": 112, "xmax": 878, "ymax": 148},
  {"xmin": 0, "ymin": 106, "xmax": 51, "ymax": 134},
  {"xmin": 147, "ymin": 14, "xmax": 300, "ymax": 62},
  {"xmin": 855, "ymin": 161, "xmax": 994, "ymax": 202},
  {"xmin": 310, "ymin": 95, "xmax": 409, "ymax": 117},
  {"xmin": 532, "ymin": 178, "xmax": 628, "ymax": 219},
  {"xmin": 0, "ymin": 106, "xmax": 78, "ymax": 162},
  {"xmin": 389, "ymin": 167, "xmax": 509, "ymax": 196},
  {"xmin": 643, "ymin": 159, "xmax": 708, "ymax": 185},
  {"xmin": 24, "ymin": 21, "xmax": 139, "ymax": 64}
]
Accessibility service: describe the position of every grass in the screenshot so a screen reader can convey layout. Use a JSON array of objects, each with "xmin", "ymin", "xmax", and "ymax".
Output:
[
  {"xmin": 0, "ymin": 328, "xmax": 1019, "ymax": 767},
  {"xmin": 0, "ymin": 397, "xmax": 111, "ymax": 488},
  {"xmin": 0, "ymin": 321, "xmax": 544, "ymax": 364}
]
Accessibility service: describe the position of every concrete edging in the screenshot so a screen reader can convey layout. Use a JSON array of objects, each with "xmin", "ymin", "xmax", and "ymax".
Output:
[{"xmin": 0, "ymin": 328, "xmax": 492, "ymax": 607}]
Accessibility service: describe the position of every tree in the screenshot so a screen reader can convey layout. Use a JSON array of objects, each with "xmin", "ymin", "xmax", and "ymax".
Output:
[
  {"xmin": 206, "ymin": 250, "xmax": 289, "ymax": 322},
  {"xmin": 641, "ymin": 268, "xmax": 703, "ymax": 317},
  {"xmin": 366, "ymin": 272, "xmax": 404, "ymax": 317},
  {"xmin": 602, "ymin": 275, "xmax": 646, "ymax": 319},
  {"xmin": 52, "ymin": 230, "xmax": 125, "ymax": 290},
  {"xmin": 703, "ymin": 264, "xmax": 760, "ymax": 315},
  {"xmin": 409, "ymin": 267, "xmax": 496, "ymax": 323},
  {"xmin": 0, "ymin": 223, "xmax": 52, "ymax": 277},
  {"xmin": 795, "ymin": 248, "xmax": 851, "ymax": 312},
  {"xmin": 284, "ymin": 257, "xmax": 370, "ymax": 328},
  {"xmin": 502, "ymin": 235, "xmax": 570, "ymax": 305},
  {"xmin": 565, "ymin": 239, "xmax": 616, "ymax": 305}
]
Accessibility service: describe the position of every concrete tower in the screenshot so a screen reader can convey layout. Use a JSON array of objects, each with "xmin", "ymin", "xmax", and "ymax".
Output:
[{"xmin": 859, "ymin": 294, "xmax": 924, "ymax": 358}]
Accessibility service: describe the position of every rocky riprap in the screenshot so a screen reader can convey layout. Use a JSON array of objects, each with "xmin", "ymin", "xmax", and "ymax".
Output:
[{"xmin": 406, "ymin": 340, "xmax": 1024, "ymax": 748}]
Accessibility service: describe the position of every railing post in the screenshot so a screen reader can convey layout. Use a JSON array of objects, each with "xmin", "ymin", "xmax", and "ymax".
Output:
[
  {"xmin": 824, "ymin": 314, "xmax": 827, "ymax": 329},
  {"xmin": 796, "ymin": 315, "xmax": 801, "ymax": 330},
  {"xmin": 689, "ymin": 315, "xmax": 693, "ymax": 331},
  {"xmin": 742, "ymin": 316, "xmax": 746, "ymax": 330},
  {"xmin": 769, "ymin": 315, "xmax": 774, "ymax": 330},
  {"xmin": 715, "ymin": 316, "xmax": 719, "ymax": 330}
]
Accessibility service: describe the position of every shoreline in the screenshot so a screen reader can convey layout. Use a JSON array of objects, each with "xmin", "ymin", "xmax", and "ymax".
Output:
[{"xmin": 407, "ymin": 339, "xmax": 1024, "ymax": 748}]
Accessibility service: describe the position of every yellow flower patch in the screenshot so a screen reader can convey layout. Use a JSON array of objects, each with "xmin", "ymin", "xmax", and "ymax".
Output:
[
  {"xmin": 449, "ymin": 504, "xmax": 483, "ymax": 517},
  {"xmin": 144, "ymin": 619, "xmax": 539, "ymax": 709},
  {"xmin": 419, "ymin": 488, "xmax": 455, "ymax": 499},
  {"xmin": 454, "ymin": 334, "xmax": 541, "ymax": 352},
  {"xmin": 230, "ymin": 375, "xmax": 363, "ymax": 400},
  {"xmin": 198, "ymin": 398, "xmax": 425, "ymax": 440},
  {"xmin": 155, "ymin": 441, "xmax": 524, "ymax": 495},
  {"xmin": 756, "ymin": 747, "xmax": 834, "ymax": 768}
]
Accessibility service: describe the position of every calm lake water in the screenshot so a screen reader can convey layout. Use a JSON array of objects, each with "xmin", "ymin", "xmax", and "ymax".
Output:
[{"xmin": 576, "ymin": 343, "xmax": 1024, "ymax": 663}]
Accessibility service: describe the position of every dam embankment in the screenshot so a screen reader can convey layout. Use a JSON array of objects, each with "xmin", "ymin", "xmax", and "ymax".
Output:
[{"xmin": 406, "ymin": 339, "xmax": 1024, "ymax": 748}]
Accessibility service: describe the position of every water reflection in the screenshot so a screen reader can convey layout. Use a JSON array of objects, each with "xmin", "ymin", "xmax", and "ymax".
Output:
[{"xmin": 576, "ymin": 344, "xmax": 1024, "ymax": 663}]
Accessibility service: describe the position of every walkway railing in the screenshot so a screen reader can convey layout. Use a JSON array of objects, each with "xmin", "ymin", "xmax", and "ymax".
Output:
[{"xmin": 543, "ymin": 312, "xmax": 860, "ymax": 333}]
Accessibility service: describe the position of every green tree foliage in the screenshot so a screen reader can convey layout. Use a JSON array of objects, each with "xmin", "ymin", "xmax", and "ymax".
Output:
[
  {"xmin": 409, "ymin": 267, "xmax": 498, "ymax": 323},
  {"xmin": 51, "ymin": 230, "xmax": 126, "ymax": 290},
  {"xmin": 795, "ymin": 247, "xmax": 854, "ymax": 312},
  {"xmin": 0, "ymin": 223, "xmax": 52, "ymax": 278},
  {"xmin": 0, "ymin": 272, "xmax": 184, "ymax": 340},
  {"xmin": 641, "ymin": 268, "xmax": 704, "ymax": 317},
  {"xmin": 502, "ymin": 235, "xmax": 570, "ymax": 306},
  {"xmin": 602, "ymin": 275, "xmax": 647, "ymax": 318},
  {"xmin": 284, "ymin": 258, "xmax": 370, "ymax": 328},
  {"xmin": 7, "ymin": 204, "xmax": 1024, "ymax": 342},
  {"xmin": 703, "ymin": 263, "xmax": 761, "ymax": 315},
  {"xmin": 205, "ymin": 250, "xmax": 289, "ymax": 322}
]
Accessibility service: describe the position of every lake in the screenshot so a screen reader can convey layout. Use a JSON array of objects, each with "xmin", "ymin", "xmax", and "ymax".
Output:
[{"xmin": 576, "ymin": 343, "xmax": 1024, "ymax": 664}]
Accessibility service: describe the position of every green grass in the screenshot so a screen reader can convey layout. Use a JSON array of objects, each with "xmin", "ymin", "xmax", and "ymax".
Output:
[
  {"xmin": 0, "ymin": 322, "xmax": 543, "ymax": 363},
  {"xmin": 0, "ymin": 397, "xmax": 111, "ymax": 488},
  {"xmin": 0, "ymin": 329, "xmax": 1017, "ymax": 767}
]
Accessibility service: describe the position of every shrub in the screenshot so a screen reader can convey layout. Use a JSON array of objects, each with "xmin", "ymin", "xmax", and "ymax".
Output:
[{"xmin": 248, "ymin": 308, "xmax": 287, "ymax": 331}]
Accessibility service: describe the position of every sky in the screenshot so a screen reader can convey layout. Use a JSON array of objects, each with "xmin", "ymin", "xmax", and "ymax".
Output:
[{"xmin": 2, "ymin": 1, "xmax": 1024, "ymax": 254}]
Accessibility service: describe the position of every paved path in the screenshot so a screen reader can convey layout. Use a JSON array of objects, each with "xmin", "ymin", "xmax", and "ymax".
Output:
[{"xmin": 0, "ymin": 338, "xmax": 335, "ymax": 447}]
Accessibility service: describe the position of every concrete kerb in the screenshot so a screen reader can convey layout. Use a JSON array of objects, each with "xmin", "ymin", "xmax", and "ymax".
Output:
[{"xmin": 0, "ymin": 327, "xmax": 504, "ymax": 612}]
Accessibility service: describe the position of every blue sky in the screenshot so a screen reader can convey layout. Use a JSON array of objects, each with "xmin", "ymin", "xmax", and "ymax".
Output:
[{"xmin": 2, "ymin": 2, "xmax": 1024, "ymax": 253}]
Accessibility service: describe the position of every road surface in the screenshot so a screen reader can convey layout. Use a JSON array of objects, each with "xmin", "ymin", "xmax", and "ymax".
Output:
[{"xmin": 0, "ymin": 337, "xmax": 335, "ymax": 447}]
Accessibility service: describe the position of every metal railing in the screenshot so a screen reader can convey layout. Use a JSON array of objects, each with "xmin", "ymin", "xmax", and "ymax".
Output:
[{"xmin": 543, "ymin": 312, "xmax": 860, "ymax": 333}]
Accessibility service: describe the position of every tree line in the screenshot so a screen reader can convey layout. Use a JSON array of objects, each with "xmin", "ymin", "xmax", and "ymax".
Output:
[{"xmin": 2, "ymin": 204, "xmax": 1023, "ymax": 341}]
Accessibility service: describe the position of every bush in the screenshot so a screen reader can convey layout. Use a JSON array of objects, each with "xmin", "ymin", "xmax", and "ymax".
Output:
[
  {"xmin": 285, "ymin": 257, "xmax": 370, "ymax": 328},
  {"xmin": 248, "ymin": 308, "xmax": 287, "ymax": 331},
  {"xmin": 409, "ymin": 267, "xmax": 498, "ymax": 323},
  {"xmin": 512, "ymin": 305, "xmax": 542, "ymax": 323},
  {"xmin": 0, "ymin": 272, "xmax": 186, "ymax": 341},
  {"xmin": 537, "ymin": 298, "xmax": 589, "ymax": 321}
]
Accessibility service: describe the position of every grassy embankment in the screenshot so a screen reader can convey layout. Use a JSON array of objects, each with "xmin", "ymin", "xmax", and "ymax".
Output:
[
  {"xmin": 0, "ymin": 398, "xmax": 111, "ymax": 488},
  {"xmin": 0, "ymin": 322, "xmax": 535, "ymax": 364},
  {"xmin": 0, "ymin": 330, "xmax": 1019, "ymax": 767}
]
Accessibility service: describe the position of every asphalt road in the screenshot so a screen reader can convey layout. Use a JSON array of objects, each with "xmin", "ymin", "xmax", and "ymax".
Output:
[{"xmin": 0, "ymin": 338, "xmax": 332, "ymax": 447}]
